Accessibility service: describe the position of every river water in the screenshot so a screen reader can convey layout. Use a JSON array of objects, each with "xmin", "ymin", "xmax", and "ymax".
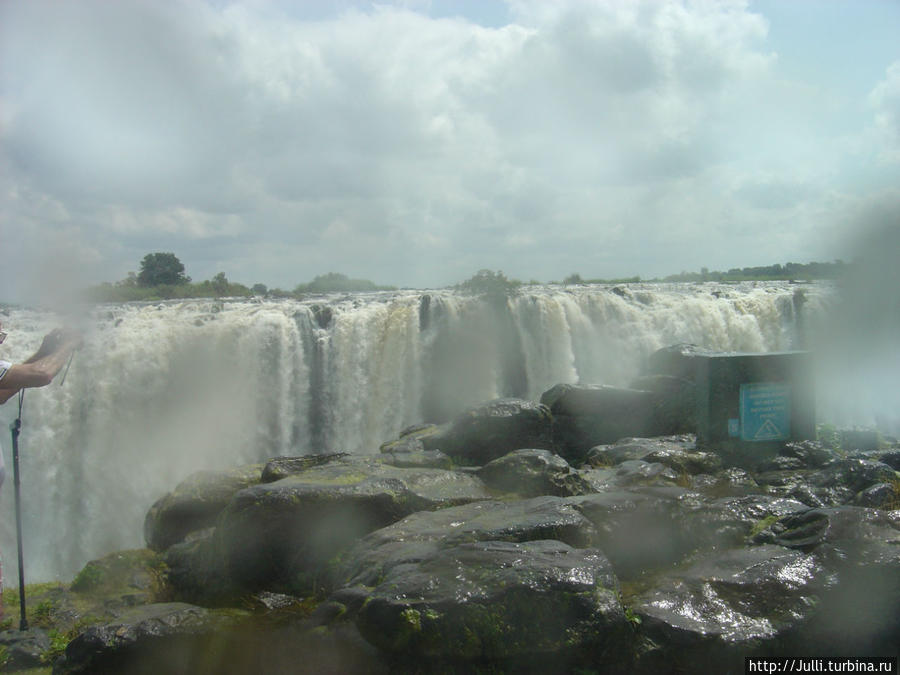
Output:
[{"xmin": 0, "ymin": 281, "xmax": 843, "ymax": 582}]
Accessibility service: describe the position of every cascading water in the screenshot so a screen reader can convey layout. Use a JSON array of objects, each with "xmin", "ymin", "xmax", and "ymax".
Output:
[{"xmin": 0, "ymin": 282, "xmax": 831, "ymax": 582}]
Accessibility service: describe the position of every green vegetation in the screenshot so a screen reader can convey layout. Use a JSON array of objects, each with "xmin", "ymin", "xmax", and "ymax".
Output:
[
  {"xmin": 456, "ymin": 269, "xmax": 522, "ymax": 297},
  {"xmin": 294, "ymin": 272, "xmax": 395, "ymax": 294},
  {"xmin": 84, "ymin": 253, "xmax": 392, "ymax": 303},
  {"xmin": 137, "ymin": 252, "xmax": 191, "ymax": 287},
  {"xmin": 662, "ymin": 260, "xmax": 848, "ymax": 283},
  {"xmin": 82, "ymin": 253, "xmax": 850, "ymax": 304}
]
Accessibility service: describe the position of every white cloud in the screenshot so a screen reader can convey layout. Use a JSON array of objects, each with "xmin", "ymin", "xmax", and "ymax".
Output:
[
  {"xmin": 0, "ymin": 0, "xmax": 894, "ymax": 299},
  {"xmin": 869, "ymin": 61, "xmax": 900, "ymax": 162}
]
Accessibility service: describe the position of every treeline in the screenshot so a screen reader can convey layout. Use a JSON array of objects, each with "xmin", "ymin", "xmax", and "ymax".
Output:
[
  {"xmin": 661, "ymin": 260, "xmax": 848, "ymax": 283},
  {"xmin": 84, "ymin": 253, "xmax": 395, "ymax": 303},
  {"xmin": 84, "ymin": 252, "xmax": 851, "ymax": 304}
]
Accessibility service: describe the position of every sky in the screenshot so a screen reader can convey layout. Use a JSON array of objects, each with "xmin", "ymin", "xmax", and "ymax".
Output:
[{"xmin": 1, "ymin": 0, "xmax": 899, "ymax": 303}]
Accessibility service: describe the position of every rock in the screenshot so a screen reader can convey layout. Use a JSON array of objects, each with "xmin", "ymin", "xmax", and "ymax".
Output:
[
  {"xmin": 144, "ymin": 465, "xmax": 264, "ymax": 551},
  {"xmin": 163, "ymin": 530, "xmax": 236, "ymax": 606},
  {"xmin": 216, "ymin": 457, "xmax": 490, "ymax": 594},
  {"xmin": 631, "ymin": 545, "xmax": 832, "ymax": 670},
  {"xmin": 379, "ymin": 423, "xmax": 443, "ymax": 455},
  {"xmin": 58, "ymin": 603, "xmax": 225, "ymax": 674},
  {"xmin": 335, "ymin": 497, "xmax": 597, "ymax": 588},
  {"xmin": 379, "ymin": 449, "xmax": 452, "ymax": 470},
  {"xmin": 808, "ymin": 458, "xmax": 897, "ymax": 494},
  {"xmin": 780, "ymin": 440, "xmax": 837, "ymax": 468},
  {"xmin": 540, "ymin": 385, "xmax": 668, "ymax": 464},
  {"xmin": 0, "ymin": 628, "xmax": 50, "ymax": 671},
  {"xmin": 878, "ymin": 449, "xmax": 900, "ymax": 471},
  {"xmin": 570, "ymin": 489, "xmax": 806, "ymax": 581},
  {"xmin": 628, "ymin": 374, "xmax": 696, "ymax": 434},
  {"xmin": 609, "ymin": 460, "xmax": 680, "ymax": 487},
  {"xmin": 854, "ymin": 483, "xmax": 899, "ymax": 509},
  {"xmin": 476, "ymin": 449, "xmax": 591, "ymax": 497},
  {"xmin": 354, "ymin": 540, "xmax": 630, "ymax": 671},
  {"xmin": 750, "ymin": 507, "xmax": 900, "ymax": 653},
  {"xmin": 261, "ymin": 453, "xmax": 349, "ymax": 482},
  {"xmin": 751, "ymin": 506, "xmax": 900, "ymax": 561},
  {"xmin": 422, "ymin": 398, "xmax": 554, "ymax": 465},
  {"xmin": 584, "ymin": 437, "xmax": 697, "ymax": 468},
  {"xmin": 645, "ymin": 343, "xmax": 703, "ymax": 379},
  {"xmin": 570, "ymin": 488, "xmax": 702, "ymax": 578}
]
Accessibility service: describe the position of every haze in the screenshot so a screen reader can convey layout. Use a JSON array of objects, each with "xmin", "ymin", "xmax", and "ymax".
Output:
[{"xmin": 1, "ymin": 0, "xmax": 899, "ymax": 304}]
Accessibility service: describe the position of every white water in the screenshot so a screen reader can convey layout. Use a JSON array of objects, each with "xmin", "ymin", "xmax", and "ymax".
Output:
[{"xmin": 0, "ymin": 282, "xmax": 832, "ymax": 582}]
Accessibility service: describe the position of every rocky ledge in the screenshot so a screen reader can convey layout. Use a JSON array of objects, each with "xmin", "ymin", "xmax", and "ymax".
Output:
[{"xmin": 2, "ymin": 396, "xmax": 898, "ymax": 674}]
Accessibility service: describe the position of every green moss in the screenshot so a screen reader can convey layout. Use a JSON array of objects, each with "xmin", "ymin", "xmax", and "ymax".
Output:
[
  {"xmin": 71, "ymin": 562, "xmax": 104, "ymax": 591},
  {"xmin": 749, "ymin": 514, "xmax": 779, "ymax": 538}
]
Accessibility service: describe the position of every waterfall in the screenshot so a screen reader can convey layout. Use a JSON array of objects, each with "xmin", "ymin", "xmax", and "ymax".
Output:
[{"xmin": 0, "ymin": 282, "xmax": 831, "ymax": 582}]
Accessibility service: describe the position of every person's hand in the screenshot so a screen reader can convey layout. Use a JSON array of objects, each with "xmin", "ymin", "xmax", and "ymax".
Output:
[{"xmin": 36, "ymin": 327, "xmax": 82, "ymax": 357}]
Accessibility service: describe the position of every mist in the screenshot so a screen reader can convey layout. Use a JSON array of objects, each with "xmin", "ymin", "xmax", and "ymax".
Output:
[{"xmin": 813, "ymin": 213, "xmax": 900, "ymax": 434}]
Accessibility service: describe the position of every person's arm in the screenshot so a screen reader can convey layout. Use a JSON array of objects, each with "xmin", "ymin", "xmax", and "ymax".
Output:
[{"xmin": 0, "ymin": 330, "xmax": 80, "ymax": 404}]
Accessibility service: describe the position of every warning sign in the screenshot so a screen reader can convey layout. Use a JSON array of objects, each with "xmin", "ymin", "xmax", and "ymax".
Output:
[{"xmin": 739, "ymin": 382, "xmax": 791, "ymax": 442}]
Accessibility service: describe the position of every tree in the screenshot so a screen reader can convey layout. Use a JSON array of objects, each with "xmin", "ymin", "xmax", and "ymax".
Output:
[
  {"xmin": 137, "ymin": 253, "xmax": 191, "ymax": 287},
  {"xmin": 211, "ymin": 272, "xmax": 229, "ymax": 296}
]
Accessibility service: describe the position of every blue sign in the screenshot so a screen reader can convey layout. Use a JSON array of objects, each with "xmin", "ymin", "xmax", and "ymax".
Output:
[
  {"xmin": 728, "ymin": 418, "xmax": 741, "ymax": 437},
  {"xmin": 739, "ymin": 382, "xmax": 791, "ymax": 442}
]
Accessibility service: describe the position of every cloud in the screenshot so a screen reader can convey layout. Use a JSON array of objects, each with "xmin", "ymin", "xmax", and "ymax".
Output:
[
  {"xmin": 0, "ymin": 0, "xmax": 893, "ymax": 298},
  {"xmin": 869, "ymin": 61, "xmax": 900, "ymax": 162}
]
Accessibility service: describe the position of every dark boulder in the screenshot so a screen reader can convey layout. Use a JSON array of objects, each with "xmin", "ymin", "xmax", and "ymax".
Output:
[
  {"xmin": 0, "ymin": 629, "xmax": 50, "ymax": 671},
  {"xmin": 143, "ymin": 465, "xmax": 264, "ymax": 552},
  {"xmin": 58, "ymin": 603, "xmax": 229, "ymax": 674},
  {"xmin": 335, "ymin": 497, "xmax": 597, "ymax": 588},
  {"xmin": 215, "ymin": 458, "xmax": 490, "ymax": 594},
  {"xmin": 540, "ymin": 385, "xmax": 665, "ymax": 464},
  {"xmin": 379, "ymin": 449, "xmax": 453, "ymax": 470},
  {"xmin": 261, "ymin": 453, "xmax": 349, "ymax": 482},
  {"xmin": 354, "ymin": 540, "xmax": 630, "ymax": 672},
  {"xmin": 422, "ymin": 398, "xmax": 553, "ymax": 465},
  {"xmin": 584, "ymin": 436, "xmax": 718, "ymax": 476},
  {"xmin": 644, "ymin": 343, "xmax": 703, "ymax": 379},
  {"xmin": 476, "ymin": 448, "xmax": 591, "ymax": 497},
  {"xmin": 631, "ymin": 545, "xmax": 832, "ymax": 670},
  {"xmin": 750, "ymin": 506, "xmax": 900, "ymax": 654}
]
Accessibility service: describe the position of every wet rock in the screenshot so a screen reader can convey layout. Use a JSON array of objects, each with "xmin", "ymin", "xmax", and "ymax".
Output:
[
  {"xmin": 58, "ymin": 603, "xmax": 226, "ymax": 674},
  {"xmin": 751, "ymin": 506, "xmax": 900, "ymax": 561},
  {"xmin": 477, "ymin": 449, "xmax": 591, "ymax": 497},
  {"xmin": 584, "ymin": 437, "xmax": 696, "ymax": 468},
  {"xmin": 645, "ymin": 343, "xmax": 703, "ymax": 379},
  {"xmin": 422, "ymin": 398, "xmax": 553, "ymax": 465},
  {"xmin": 609, "ymin": 460, "xmax": 680, "ymax": 487},
  {"xmin": 540, "ymin": 385, "xmax": 663, "ymax": 464},
  {"xmin": 144, "ymin": 465, "xmax": 264, "ymax": 551},
  {"xmin": 379, "ymin": 449, "xmax": 453, "ymax": 470},
  {"xmin": 628, "ymin": 374, "xmax": 696, "ymax": 434},
  {"xmin": 632, "ymin": 545, "xmax": 831, "ymax": 669},
  {"xmin": 854, "ymin": 483, "xmax": 899, "ymax": 509},
  {"xmin": 335, "ymin": 497, "xmax": 597, "ymax": 588},
  {"xmin": 570, "ymin": 487, "xmax": 702, "ymax": 578},
  {"xmin": 0, "ymin": 628, "xmax": 50, "ymax": 671},
  {"xmin": 216, "ymin": 458, "xmax": 490, "ymax": 594},
  {"xmin": 780, "ymin": 440, "xmax": 837, "ymax": 468},
  {"xmin": 354, "ymin": 540, "xmax": 630, "ymax": 671},
  {"xmin": 751, "ymin": 507, "xmax": 900, "ymax": 654},
  {"xmin": 878, "ymin": 449, "xmax": 900, "ymax": 471},
  {"xmin": 808, "ymin": 458, "xmax": 897, "ymax": 494},
  {"xmin": 261, "ymin": 453, "xmax": 350, "ymax": 482}
]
